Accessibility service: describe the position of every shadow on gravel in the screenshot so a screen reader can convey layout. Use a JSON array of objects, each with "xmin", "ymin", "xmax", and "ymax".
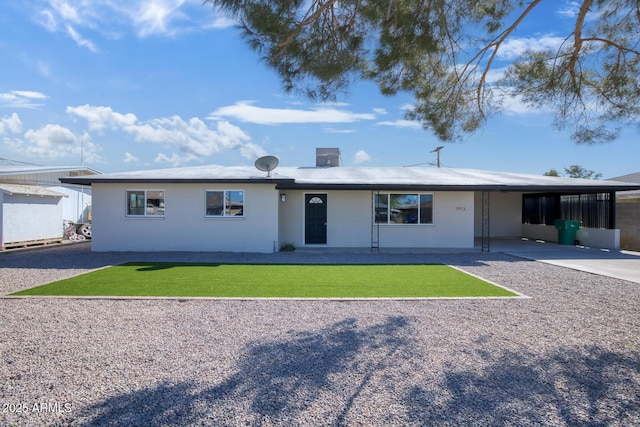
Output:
[
  {"xmin": 405, "ymin": 345, "xmax": 640, "ymax": 426},
  {"xmin": 73, "ymin": 323, "xmax": 639, "ymax": 426},
  {"xmin": 76, "ymin": 316, "xmax": 413, "ymax": 426}
]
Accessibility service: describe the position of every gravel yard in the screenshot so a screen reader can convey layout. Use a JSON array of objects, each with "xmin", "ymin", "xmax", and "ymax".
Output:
[{"xmin": 1, "ymin": 242, "xmax": 639, "ymax": 426}]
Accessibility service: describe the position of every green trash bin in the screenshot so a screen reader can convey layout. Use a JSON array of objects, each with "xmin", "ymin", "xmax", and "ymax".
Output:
[{"xmin": 554, "ymin": 219, "xmax": 581, "ymax": 245}]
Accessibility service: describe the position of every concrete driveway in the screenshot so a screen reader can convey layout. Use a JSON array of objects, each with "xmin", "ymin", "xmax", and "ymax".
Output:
[{"xmin": 490, "ymin": 238, "xmax": 640, "ymax": 284}]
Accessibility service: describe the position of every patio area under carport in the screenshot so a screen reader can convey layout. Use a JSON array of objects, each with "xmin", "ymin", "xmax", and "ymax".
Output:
[{"xmin": 482, "ymin": 237, "xmax": 640, "ymax": 284}]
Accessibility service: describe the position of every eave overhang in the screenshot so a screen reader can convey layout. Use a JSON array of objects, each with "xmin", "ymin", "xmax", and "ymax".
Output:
[
  {"xmin": 59, "ymin": 177, "xmax": 296, "ymax": 186},
  {"xmin": 274, "ymin": 182, "xmax": 640, "ymax": 193}
]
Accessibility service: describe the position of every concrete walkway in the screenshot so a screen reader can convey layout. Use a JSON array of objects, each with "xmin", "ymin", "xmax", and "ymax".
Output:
[{"xmin": 489, "ymin": 238, "xmax": 640, "ymax": 284}]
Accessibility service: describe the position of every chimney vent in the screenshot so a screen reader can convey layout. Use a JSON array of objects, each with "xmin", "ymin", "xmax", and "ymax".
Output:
[{"xmin": 316, "ymin": 148, "xmax": 341, "ymax": 167}]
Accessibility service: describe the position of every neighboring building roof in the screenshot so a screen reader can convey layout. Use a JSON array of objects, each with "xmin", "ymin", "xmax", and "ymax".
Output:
[
  {"xmin": 609, "ymin": 172, "xmax": 640, "ymax": 184},
  {"xmin": 0, "ymin": 165, "xmax": 100, "ymax": 177},
  {"xmin": 0, "ymin": 183, "xmax": 66, "ymax": 197},
  {"xmin": 59, "ymin": 164, "xmax": 640, "ymax": 193},
  {"xmin": 609, "ymin": 172, "xmax": 640, "ymax": 200}
]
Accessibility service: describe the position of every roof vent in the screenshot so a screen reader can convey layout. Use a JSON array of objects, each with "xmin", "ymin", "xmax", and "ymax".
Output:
[{"xmin": 316, "ymin": 148, "xmax": 341, "ymax": 167}]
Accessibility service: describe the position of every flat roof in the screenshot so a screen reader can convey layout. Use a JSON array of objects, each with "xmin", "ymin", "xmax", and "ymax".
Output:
[
  {"xmin": 59, "ymin": 164, "xmax": 640, "ymax": 193},
  {"xmin": 0, "ymin": 165, "xmax": 100, "ymax": 176},
  {"xmin": 0, "ymin": 183, "xmax": 66, "ymax": 197}
]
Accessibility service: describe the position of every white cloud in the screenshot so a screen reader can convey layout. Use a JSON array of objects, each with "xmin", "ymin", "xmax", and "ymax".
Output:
[
  {"xmin": 556, "ymin": 2, "xmax": 580, "ymax": 18},
  {"xmin": 483, "ymin": 66, "xmax": 510, "ymax": 84},
  {"xmin": 37, "ymin": 61, "xmax": 51, "ymax": 77},
  {"xmin": 0, "ymin": 113, "xmax": 23, "ymax": 134},
  {"xmin": 66, "ymin": 105, "xmax": 138, "ymax": 131},
  {"xmin": 0, "ymin": 91, "xmax": 47, "ymax": 108},
  {"xmin": 206, "ymin": 15, "xmax": 236, "ymax": 30},
  {"xmin": 22, "ymin": 124, "xmax": 102, "ymax": 161},
  {"xmin": 66, "ymin": 24, "xmax": 98, "ymax": 52},
  {"xmin": 68, "ymin": 104, "xmax": 264, "ymax": 162},
  {"xmin": 38, "ymin": 9, "xmax": 57, "ymax": 31},
  {"xmin": 33, "ymin": 0, "xmax": 232, "ymax": 45},
  {"xmin": 556, "ymin": 1, "xmax": 603, "ymax": 21},
  {"xmin": 134, "ymin": 0, "xmax": 188, "ymax": 37},
  {"xmin": 353, "ymin": 150, "xmax": 372, "ymax": 164},
  {"xmin": 500, "ymin": 93, "xmax": 551, "ymax": 115},
  {"xmin": 154, "ymin": 152, "xmax": 197, "ymax": 167},
  {"xmin": 123, "ymin": 152, "xmax": 138, "ymax": 163},
  {"xmin": 2, "ymin": 136, "xmax": 24, "ymax": 151},
  {"xmin": 376, "ymin": 119, "xmax": 422, "ymax": 129},
  {"xmin": 50, "ymin": 0, "xmax": 81, "ymax": 23},
  {"xmin": 323, "ymin": 128, "xmax": 356, "ymax": 134},
  {"xmin": 210, "ymin": 101, "xmax": 377, "ymax": 125},
  {"xmin": 23, "ymin": 124, "xmax": 70, "ymax": 158},
  {"xmin": 497, "ymin": 35, "xmax": 566, "ymax": 61},
  {"xmin": 373, "ymin": 108, "xmax": 388, "ymax": 115},
  {"xmin": 12, "ymin": 91, "xmax": 47, "ymax": 100},
  {"xmin": 239, "ymin": 142, "xmax": 267, "ymax": 159}
]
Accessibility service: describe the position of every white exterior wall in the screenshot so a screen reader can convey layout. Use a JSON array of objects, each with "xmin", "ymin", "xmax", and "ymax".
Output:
[
  {"xmin": 91, "ymin": 183, "xmax": 279, "ymax": 252},
  {"xmin": 277, "ymin": 190, "xmax": 373, "ymax": 248},
  {"xmin": 278, "ymin": 190, "xmax": 304, "ymax": 248},
  {"xmin": 379, "ymin": 191, "xmax": 474, "ymax": 248},
  {"xmin": 279, "ymin": 190, "xmax": 474, "ymax": 249},
  {"xmin": 327, "ymin": 191, "xmax": 372, "ymax": 247},
  {"xmin": 474, "ymin": 192, "xmax": 522, "ymax": 237},
  {"xmin": 49, "ymin": 185, "xmax": 92, "ymax": 223},
  {"xmin": 522, "ymin": 223, "xmax": 620, "ymax": 249},
  {"xmin": 2, "ymin": 194, "xmax": 63, "ymax": 244}
]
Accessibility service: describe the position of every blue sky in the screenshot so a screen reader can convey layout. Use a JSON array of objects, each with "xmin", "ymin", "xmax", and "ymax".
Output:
[{"xmin": 0, "ymin": 0, "xmax": 638, "ymax": 178}]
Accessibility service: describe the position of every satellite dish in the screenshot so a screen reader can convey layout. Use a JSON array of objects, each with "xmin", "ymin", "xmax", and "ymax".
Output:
[{"xmin": 255, "ymin": 155, "xmax": 279, "ymax": 177}]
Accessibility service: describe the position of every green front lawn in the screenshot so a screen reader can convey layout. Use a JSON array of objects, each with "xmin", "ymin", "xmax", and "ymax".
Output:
[{"xmin": 11, "ymin": 263, "xmax": 518, "ymax": 298}]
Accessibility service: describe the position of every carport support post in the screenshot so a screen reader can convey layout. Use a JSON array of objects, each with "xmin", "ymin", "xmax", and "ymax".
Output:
[
  {"xmin": 609, "ymin": 191, "xmax": 616, "ymax": 229},
  {"xmin": 482, "ymin": 191, "xmax": 490, "ymax": 252}
]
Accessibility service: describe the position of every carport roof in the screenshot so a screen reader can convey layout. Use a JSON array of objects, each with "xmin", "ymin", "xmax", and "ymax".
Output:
[{"xmin": 60, "ymin": 164, "xmax": 640, "ymax": 193}]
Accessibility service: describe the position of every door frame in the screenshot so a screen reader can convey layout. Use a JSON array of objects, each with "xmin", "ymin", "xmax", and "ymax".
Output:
[{"xmin": 303, "ymin": 192, "xmax": 328, "ymax": 245}]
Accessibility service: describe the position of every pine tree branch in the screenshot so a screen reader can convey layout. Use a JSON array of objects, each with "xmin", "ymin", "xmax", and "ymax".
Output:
[
  {"xmin": 277, "ymin": 0, "xmax": 338, "ymax": 54},
  {"xmin": 473, "ymin": 0, "xmax": 544, "ymax": 117}
]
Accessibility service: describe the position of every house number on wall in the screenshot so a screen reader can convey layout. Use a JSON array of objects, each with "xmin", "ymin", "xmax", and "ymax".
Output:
[{"xmin": 456, "ymin": 207, "xmax": 466, "ymax": 211}]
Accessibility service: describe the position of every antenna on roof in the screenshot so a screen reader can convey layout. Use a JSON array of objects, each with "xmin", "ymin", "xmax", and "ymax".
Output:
[
  {"xmin": 430, "ymin": 146, "xmax": 444, "ymax": 168},
  {"xmin": 254, "ymin": 155, "xmax": 279, "ymax": 177},
  {"xmin": 403, "ymin": 146, "xmax": 445, "ymax": 168}
]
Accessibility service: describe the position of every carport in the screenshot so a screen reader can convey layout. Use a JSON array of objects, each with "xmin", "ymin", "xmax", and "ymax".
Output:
[{"xmin": 473, "ymin": 179, "xmax": 631, "ymax": 251}]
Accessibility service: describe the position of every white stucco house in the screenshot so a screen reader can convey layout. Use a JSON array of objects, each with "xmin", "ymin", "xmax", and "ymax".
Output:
[
  {"xmin": 60, "ymin": 155, "xmax": 640, "ymax": 253},
  {"xmin": 0, "ymin": 166, "xmax": 98, "ymax": 249}
]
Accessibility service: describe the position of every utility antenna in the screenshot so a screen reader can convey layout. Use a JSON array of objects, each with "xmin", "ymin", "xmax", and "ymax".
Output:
[{"xmin": 430, "ymin": 146, "xmax": 444, "ymax": 168}]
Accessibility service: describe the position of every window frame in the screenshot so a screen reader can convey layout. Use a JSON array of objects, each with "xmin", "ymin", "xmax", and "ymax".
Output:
[
  {"xmin": 205, "ymin": 189, "xmax": 245, "ymax": 218},
  {"xmin": 126, "ymin": 189, "xmax": 165, "ymax": 218},
  {"xmin": 374, "ymin": 192, "xmax": 434, "ymax": 225}
]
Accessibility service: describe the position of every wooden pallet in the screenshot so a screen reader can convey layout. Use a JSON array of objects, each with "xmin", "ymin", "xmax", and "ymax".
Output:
[{"xmin": 2, "ymin": 238, "xmax": 65, "ymax": 251}]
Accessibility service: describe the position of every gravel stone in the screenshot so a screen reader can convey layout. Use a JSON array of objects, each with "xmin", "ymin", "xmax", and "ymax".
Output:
[{"xmin": 1, "ymin": 242, "xmax": 638, "ymax": 426}]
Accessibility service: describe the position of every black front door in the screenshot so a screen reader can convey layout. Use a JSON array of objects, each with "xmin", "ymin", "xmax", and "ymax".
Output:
[{"xmin": 305, "ymin": 194, "xmax": 327, "ymax": 244}]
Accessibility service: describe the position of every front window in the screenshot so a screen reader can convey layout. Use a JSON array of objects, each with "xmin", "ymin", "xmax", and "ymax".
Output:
[
  {"xmin": 206, "ymin": 190, "xmax": 244, "ymax": 217},
  {"xmin": 375, "ymin": 193, "xmax": 433, "ymax": 224},
  {"xmin": 127, "ymin": 190, "xmax": 165, "ymax": 217}
]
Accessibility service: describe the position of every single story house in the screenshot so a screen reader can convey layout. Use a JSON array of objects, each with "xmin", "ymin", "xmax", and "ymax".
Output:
[
  {"xmin": 0, "ymin": 166, "xmax": 99, "ymax": 249},
  {"xmin": 60, "ymin": 156, "xmax": 640, "ymax": 253}
]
